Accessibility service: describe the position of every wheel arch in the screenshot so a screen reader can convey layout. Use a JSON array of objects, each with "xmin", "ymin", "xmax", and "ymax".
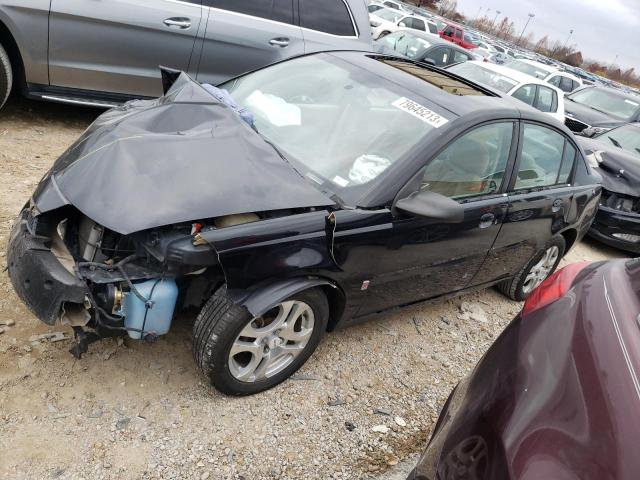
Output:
[
  {"xmin": 226, "ymin": 276, "xmax": 346, "ymax": 331},
  {"xmin": 560, "ymin": 228, "xmax": 578, "ymax": 255},
  {"xmin": 0, "ymin": 19, "xmax": 25, "ymax": 87}
]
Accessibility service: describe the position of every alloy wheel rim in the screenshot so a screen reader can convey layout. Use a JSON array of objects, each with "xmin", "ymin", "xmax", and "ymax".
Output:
[
  {"xmin": 228, "ymin": 300, "xmax": 315, "ymax": 383},
  {"xmin": 522, "ymin": 245, "xmax": 559, "ymax": 295}
]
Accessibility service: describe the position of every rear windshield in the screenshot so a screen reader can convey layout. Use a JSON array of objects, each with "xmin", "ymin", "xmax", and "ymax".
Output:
[
  {"xmin": 380, "ymin": 32, "xmax": 434, "ymax": 60},
  {"xmin": 448, "ymin": 62, "xmax": 518, "ymax": 93},
  {"xmin": 507, "ymin": 60, "xmax": 553, "ymax": 79},
  {"xmin": 376, "ymin": 9, "xmax": 404, "ymax": 22}
]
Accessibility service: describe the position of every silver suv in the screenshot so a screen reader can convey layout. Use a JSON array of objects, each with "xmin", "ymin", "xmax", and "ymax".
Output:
[{"xmin": 0, "ymin": 0, "xmax": 372, "ymax": 109}]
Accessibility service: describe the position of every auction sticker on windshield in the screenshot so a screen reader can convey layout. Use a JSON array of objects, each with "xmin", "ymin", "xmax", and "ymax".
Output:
[{"xmin": 392, "ymin": 98, "xmax": 448, "ymax": 128}]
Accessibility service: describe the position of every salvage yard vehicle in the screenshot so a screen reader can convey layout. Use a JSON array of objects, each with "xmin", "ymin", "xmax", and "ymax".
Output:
[
  {"xmin": 506, "ymin": 59, "xmax": 583, "ymax": 93},
  {"xmin": 7, "ymin": 52, "xmax": 600, "ymax": 395},
  {"xmin": 408, "ymin": 258, "xmax": 640, "ymax": 480},
  {"xmin": 373, "ymin": 29, "xmax": 476, "ymax": 67},
  {"xmin": 578, "ymin": 123, "xmax": 640, "ymax": 253},
  {"xmin": 564, "ymin": 86, "xmax": 640, "ymax": 136},
  {"xmin": 447, "ymin": 61, "xmax": 567, "ymax": 123},
  {"xmin": 0, "ymin": 0, "xmax": 372, "ymax": 110}
]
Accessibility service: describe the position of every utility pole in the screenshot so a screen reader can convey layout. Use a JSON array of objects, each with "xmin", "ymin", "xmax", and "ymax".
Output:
[
  {"xmin": 517, "ymin": 13, "xmax": 535, "ymax": 45},
  {"xmin": 491, "ymin": 10, "xmax": 501, "ymax": 30}
]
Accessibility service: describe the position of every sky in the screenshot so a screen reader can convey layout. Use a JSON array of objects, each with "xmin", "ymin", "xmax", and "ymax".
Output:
[{"xmin": 456, "ymin": 0, "xmax": 640, "ymax": 71}]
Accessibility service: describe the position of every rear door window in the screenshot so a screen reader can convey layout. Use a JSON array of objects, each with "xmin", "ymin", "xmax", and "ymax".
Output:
[
  {"xmin": 515, "ymin": 124, "xmax": 571, "ymax": 189},
  {"xmin": 427, "ymin": 22, "xmax": 438, "ymax": 34},
  {"xmin": 535, "ymin": 86, "xmax": 557, "ymax": 113},
  {"xmin": 412, "ymin": 18, "xmax": 426, "ymax": 31},
  {"xmin": 428, "ymin": 47, "xmax": 450, "ymax": 66},
  {"xmin": 452, "ymin": 49, "xmax": 471, "ymax": 64},
  {"xmin": 455, "ymin": 29, "xmax": 463, "ymax": 39},
  {"xmin": 559, "ymin": 76, "xmax": 574, "ymax": 92},
  {"xmin": 512, "ymin": 84, "xmax": 537, "ymax": 106},
  {"xmin": 299, "ymin": 0, "xmax": 355, "ymax": 36},
  {"xmin": 205, "ymin": 0, "xmax": 294, "ymax": 24}
]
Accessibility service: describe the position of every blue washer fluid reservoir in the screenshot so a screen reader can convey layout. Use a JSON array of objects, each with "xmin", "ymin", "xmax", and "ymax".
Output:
[{"xmin": 122, "ymin": 278, "xmax": 178, "ymax": 340}]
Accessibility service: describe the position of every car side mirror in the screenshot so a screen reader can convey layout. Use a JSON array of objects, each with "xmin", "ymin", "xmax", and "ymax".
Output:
[
  {"xmin": 399, "ymin": 21, "xmax": 407, "ymax": 27},
  {"xmin": 395, "ymin": 190, "xmax": 464, "ymax": 223},
  {"xmin": 422, "ymin": 57, "xmax": 436, "ymax": 66}
]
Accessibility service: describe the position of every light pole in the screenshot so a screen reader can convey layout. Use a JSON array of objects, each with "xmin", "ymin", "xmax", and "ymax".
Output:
[
  {"xmin": 491, "ymin": 10, "xmax": 501, "ymax": 30},
  {"xmin": 563, "ymin": 29, "xmax": 573, "ymax": 49},
  {"xmin": 473, "ymin": 6, "xmax": 482, "ymax": 27},
  {"xmin": 517, "ymin": 13, "xmax": 535, "ymax": 45},
  {"xmin": 612, "ymin": 54, "xmax": 619, "ymax": 68}
]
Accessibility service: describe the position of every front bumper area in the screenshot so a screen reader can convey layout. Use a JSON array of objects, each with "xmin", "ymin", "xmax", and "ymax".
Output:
[
  {"xmin": 7, "ymin": 210, "xmax": 88, "ymax": 325},
  {"xmin": 588, "ymin": 205, "xmax": 640, "ymax": 254}
]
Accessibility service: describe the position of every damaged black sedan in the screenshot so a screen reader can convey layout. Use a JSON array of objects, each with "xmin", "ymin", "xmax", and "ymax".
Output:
[
  {"xmin": 8, "ymin": 52, "xmax": 601, "ymax": 395},
  {"xmin": 579, "ymin": 123, "xmax": 640, "ymax": 253}
]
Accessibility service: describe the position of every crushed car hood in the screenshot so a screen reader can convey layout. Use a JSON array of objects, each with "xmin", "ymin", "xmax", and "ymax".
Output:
[
  {"xmin": 32, "ymin": 71, "xmax": 334, "ymax": 235},
  {"xmin": 577, "ymin": 135, "xmax": 640, "ymax": 197}
]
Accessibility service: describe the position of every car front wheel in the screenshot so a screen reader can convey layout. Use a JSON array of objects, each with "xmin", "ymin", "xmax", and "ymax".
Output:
[
  {"xmin": 499, "ymin": 236, "xmax": 566, "ymax": 301},
  {"xmin": 0, "ymin": 42, "xmax": 12, "ymax": 110},
  {"xmin": 192, "ymin": 287, "xmax": 328, "ymax": 395}
]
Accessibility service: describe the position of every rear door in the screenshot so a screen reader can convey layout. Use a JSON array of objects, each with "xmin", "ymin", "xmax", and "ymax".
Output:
[
  {"xmin": 196, "ymin": 0, "xmax": 304, "ymax": 86},
  {"xmin": 48, "ymin": 0, "xmax": 202, "ymax": 97},
  {"xmin": 475, "ymin": 122, "xmax": 578, "ymax": 284},
  {"xmin": 298, "ymin": 0, "xmax": 367, "ymax": 52}
]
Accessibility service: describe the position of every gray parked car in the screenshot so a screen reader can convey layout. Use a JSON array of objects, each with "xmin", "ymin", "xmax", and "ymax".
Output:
[{"xmin": 0, "ymin": 0, "xmax": 372, "ymax": 109}]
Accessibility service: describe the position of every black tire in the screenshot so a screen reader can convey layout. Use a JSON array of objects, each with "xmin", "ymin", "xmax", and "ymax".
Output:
[
  {"xmin": 498, "ymin": 235, "xmax": 565, "ymax": 301},
  {"xmin": 192, "ymin": 287, "xmax": 329, "ymax": 395},
  {"xmin": 0, "ymin": 43, "xmax": 12, "ymax": 110}
]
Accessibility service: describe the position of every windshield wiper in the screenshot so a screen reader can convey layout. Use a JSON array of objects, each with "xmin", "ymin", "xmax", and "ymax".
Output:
[{"xmin": 608, "ymin": 136, "xmax": 622, "ymax": 148}]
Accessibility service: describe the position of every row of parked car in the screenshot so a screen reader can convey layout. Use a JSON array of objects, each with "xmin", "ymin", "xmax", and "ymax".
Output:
[{"xmin": 1, "ymin": 1, "xmax": 639, "ymax": 479}]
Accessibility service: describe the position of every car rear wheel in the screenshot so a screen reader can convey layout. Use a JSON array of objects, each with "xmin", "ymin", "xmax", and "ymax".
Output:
[
  {"xmin": 192, "ymin": 287, "xmax": 328, "ymax": 395},
  {"xmin": 498, "ymin": 236, "xmax": 565, "ymax": 301},
  {"xmin": 0, "ymin": 43, "xmax": 12, "ymax": 110}
]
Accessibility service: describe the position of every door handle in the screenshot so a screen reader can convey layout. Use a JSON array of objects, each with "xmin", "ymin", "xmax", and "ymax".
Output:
[
  {"xmin": 479, "ymin": 213, "xmax": 495, "ymax": 229},
  {"xmin": 164, "ymin": 17, "xmax": 191, "ymax": 29},
  {"xmin": 552, "ymin": 199, "xmax": 563, "ymax": 213},
  {"xmin": 269, "ymin": 37, "xmax": 290, "ymax": 47}
]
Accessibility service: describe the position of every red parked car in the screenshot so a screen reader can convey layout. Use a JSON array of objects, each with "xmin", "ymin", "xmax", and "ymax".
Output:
[
  {"xmin": 439, "ymin": 23, "xmax": 478, "ymax": 50},
  {"xmin": 409, "ymin": 258, "xmax": 640, "ymax": 479}
]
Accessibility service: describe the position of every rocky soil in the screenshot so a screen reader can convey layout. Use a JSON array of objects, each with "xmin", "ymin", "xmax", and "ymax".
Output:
[{"xmin": 0, "ymin": 94, "xmax": 625, "ymax": 479}]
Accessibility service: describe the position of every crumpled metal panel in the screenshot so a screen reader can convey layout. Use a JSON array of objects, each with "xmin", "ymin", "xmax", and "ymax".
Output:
[{"xmin": 32, "ymin": 71, "xmax": 333, "ymax": 234}]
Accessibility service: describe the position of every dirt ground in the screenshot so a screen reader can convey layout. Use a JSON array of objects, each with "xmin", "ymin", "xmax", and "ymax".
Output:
[{"xmin": 0, "ymin": 94, "xmax": 626, "ymax": 480}]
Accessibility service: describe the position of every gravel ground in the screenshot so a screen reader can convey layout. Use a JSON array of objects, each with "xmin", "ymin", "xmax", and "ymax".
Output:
[{"xmin": 0, "ymin": 94, "xmax": 625, "ymax": 480}]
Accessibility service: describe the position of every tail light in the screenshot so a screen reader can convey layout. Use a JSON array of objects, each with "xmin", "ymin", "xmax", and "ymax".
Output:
[{"xmin": 522, "ymin": 262, "xmax": 591, "ymax": 316}]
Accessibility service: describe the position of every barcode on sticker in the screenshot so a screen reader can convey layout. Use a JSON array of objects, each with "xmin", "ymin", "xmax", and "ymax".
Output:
[{"xmin": 392, "ymin": 97, "xmax": 449, "ymax": 128}]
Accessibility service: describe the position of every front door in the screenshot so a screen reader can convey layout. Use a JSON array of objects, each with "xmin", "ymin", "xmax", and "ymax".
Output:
[
  {"xmin": 196, "ymin": 0, "xmax": 304, "ymax": 86},
  {"xmin": 336, "ymin": 121, "xmax": 517, "ymax": 317},
  {"xmin": 49, "ymin": 0, "xmax": 202, "ymax": 97}
]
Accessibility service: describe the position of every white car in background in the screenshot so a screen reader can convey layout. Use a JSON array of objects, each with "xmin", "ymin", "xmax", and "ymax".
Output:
[
  {"xmin": 506, "ymin": 59, "xmax": 584, "ymax": 93},
  {"xmin": 369, "ymin": 8, "xmax": 438, "ymax": 40},
  {"xmin": 377, "ymin": 0, "xmax": 411, "ymax": 13},
  {"xmin": 448, "ymin": 61, "xmax": 566, "ymax": 123}
]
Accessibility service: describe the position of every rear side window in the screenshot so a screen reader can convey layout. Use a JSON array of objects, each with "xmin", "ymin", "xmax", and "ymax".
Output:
[
  {"xmin": 548, "ymin": 75, "xmax": 562, "ymax": 88},
  {"xmin": 516, "ymin": 124, "xmax": 571, "ymax": 189},
  {"xmin": 428, "ymin": 47, "xmax": 450, "ymax": 66},
  {"xmin": 455, "ymin": 29, "xmax": 462, "ymax": 39},
  {"xmin": 512, "ymin": 84, "xmax": 536, "ymax": 106},
  {"xmin": 535, "ymin": 86, "xmax": 557, "ymax": 113},
  {"xmin": 558, "ymin": 143, "xmax": 576, "ymax": 183},
  {"xmin": 412, "ymin": 18, "xmax": 426, "ymax": 31},
  {"xmin": 205, "ymin": 0, "xmax": 294, "ymax": 24},
  {"xmin": 300, "ymin": 0, "xmax": 355, "ymax": 36},
  {"xmin": 560, "ymin": 76, "xmax": 574, "ymax": 92},
  {"xmin": 427, "ymin": 22, "xmax": 438, "ymax": 34},
  {"xmin": 452, "ymin": 50, "xmax": 470, "ymax": 64}
]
